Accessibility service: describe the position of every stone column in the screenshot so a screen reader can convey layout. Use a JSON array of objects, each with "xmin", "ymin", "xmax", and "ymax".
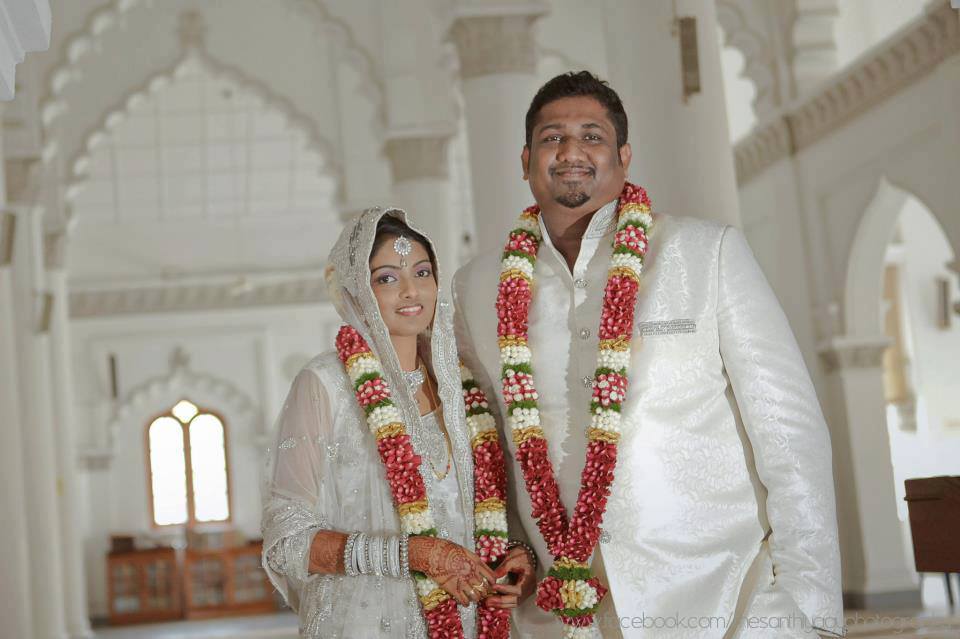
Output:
[
  {"xmin": 601, "ymin": 0, "xmax": 741, "ymax": 227},
  {"xmin": 46, "ymin": 230, "xmax": 92, "ymax": 638},
  {"xmin": 0, "ymin": 105, "xmax": 36, "ymax": 639},
  {"xmin": 384, "ymin": 130, "xmax": 458, "ymax": 286},
  {"xmin": 450, "ymin": 7, "xmax": 544, "ymax": 255},
  {"xmin": 819, "ymin": 336, "xmax": 920, "ymax": 609},
  {"xmin": 12, "ymin": 203, "xmax": 69, "ymax": 639}
]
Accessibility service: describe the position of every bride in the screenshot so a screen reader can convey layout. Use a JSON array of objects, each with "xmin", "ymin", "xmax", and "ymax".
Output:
[{"xmin": 261, "ymin": 208, "xmax": 535, "ymax": 637}]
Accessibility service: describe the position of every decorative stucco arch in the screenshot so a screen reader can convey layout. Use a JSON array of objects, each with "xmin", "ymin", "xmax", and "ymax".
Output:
[
  {"xmin": 102, "ymin": 347, "xmax": 259, "ymax": 468},
  {"xmin": 716, "ymin": 0, "xmax": 780, "ymax": 116},
  {"xmin": 63, "ymin": 18, "xmax": 345, "ymax": 211},
  {"xmin": 39, "ymin": 0, "xmax": 385, "ymax": 161},
  {"xmin": 844, "ymin": 176, "xmax": 956, "ymax": 339}
]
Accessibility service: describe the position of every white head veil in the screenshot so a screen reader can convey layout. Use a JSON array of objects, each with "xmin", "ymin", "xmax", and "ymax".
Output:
[{"xmin": 323, "ymin": 208, "xmax": 473, "ymax": 507}]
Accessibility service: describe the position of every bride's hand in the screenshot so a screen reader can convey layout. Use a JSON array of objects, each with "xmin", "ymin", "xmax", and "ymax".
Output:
[{"xmin": 408, "ymin": 536, "xmax": 496, "ymax": 606}]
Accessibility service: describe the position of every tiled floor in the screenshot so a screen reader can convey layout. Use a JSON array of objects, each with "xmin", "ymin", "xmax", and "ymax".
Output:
[
  {"xmin": 840, "ymin": 574, "xmax": 959, "ymax": 638},
  {"xmin": 94, "ymin": 613, "xmax": 299, "ymax": 639},
  {"xmin": 845, "ymin": 612, "xmax": 960, "ymax": 638},
  {"xmin": 93, "ymin": 609, "xmax": 960, "ymax": 638}
]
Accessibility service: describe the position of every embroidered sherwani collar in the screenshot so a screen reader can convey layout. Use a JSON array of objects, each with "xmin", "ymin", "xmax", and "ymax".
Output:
[{"xmin": 537, "ymin": 198, "xmax": 619, "ymax": 274}]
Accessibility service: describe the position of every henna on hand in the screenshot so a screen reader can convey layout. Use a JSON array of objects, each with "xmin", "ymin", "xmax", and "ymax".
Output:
[
  {"xmin": 308, "ymin": 530, "xmax": 347, "ymax": 575},
  {"xmin": 409, "ymin": 536, "xmax": 495, "ymax": 606}
]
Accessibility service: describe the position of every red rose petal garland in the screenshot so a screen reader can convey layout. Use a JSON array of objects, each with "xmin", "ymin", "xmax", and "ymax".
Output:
[
  {"xmin": 496, "ymin": 182, "xmax": 653, "ymax": 637},
  {"xmin": 336, "ymin": 325, "xmax": 511, "ymax": 639},
  {"xmin": 462, "ymin": 364, "xmax": 512, "ymax": 638}
]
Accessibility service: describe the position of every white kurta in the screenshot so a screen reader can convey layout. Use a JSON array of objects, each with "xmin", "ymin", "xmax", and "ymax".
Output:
[{"xmin": 453, "ymin": 202, "xmax": 844, "ymax": 638}]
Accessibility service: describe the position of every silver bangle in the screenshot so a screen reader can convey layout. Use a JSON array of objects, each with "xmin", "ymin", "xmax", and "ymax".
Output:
[
  {"xmin": 399, "ymin": 533, "xmax": 411, "ymax": 578},
  {"xmin": 355, "ymin": 532, "xmax": 368, "ymax": 575},
  {"xmin": 362, "ymin": 534, "xmax": 373, "ymax": 575},
  {"xmin": 343, "ymin": 532, "xmax": 361, "ymax": 577},
  {"xmin": 380, "ymin": 535, "xmax": 390, "ymax": 577},
  {"xmin": 354, "ymin": 532, "xmax": 365, "ymax": 576},
  {"xmin": 389, "ymin": 535, "xmax": 401, "ymax": 578},
  {"xmin": 366, "ymin": 534, "xmax": 377, "ymax": 576},
  {"xmin": 385, "ymin": 535, "xmax": 394, "ymax": 578},
  {"xmin": 371, "ymin": 535, "xmax": 384, "ymax": 576},
  {"xmin": 346, "ymin": 533, "xmax": 408, "ymax": 578}
]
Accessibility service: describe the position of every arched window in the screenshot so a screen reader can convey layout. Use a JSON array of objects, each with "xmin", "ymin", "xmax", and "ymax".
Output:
[{"xmin": 147, "ymin": 399, "xmax": 231, "ymax": 527}]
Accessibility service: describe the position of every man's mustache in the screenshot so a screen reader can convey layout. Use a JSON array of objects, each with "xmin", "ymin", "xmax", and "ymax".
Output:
[{"xmin": 549, "ymin": 164, "xmax": 596, "ymax": 176}]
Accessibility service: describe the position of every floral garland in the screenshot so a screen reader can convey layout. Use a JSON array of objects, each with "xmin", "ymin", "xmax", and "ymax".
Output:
[
  {"xmin": 336, "ymin": 325, "xmax": 511, "ymax": 639},
  {"xmin": 496, "ymin": 182, "xmax": 652, "ymax": 637}
]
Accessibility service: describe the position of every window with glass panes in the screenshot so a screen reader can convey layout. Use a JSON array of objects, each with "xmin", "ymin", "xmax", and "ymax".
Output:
[{"xmin": 147, "ymin": 399, "xmax": 230, "ymax": 526}]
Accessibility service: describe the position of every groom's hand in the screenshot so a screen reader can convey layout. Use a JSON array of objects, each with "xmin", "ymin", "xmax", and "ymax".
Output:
[
  {"xmin": 487, "ymin": 546, "xmax": 536, "ymax": 607},
  {"xmin": 484, "ymin": 581, "xmax": 522, "ymax": 609}
]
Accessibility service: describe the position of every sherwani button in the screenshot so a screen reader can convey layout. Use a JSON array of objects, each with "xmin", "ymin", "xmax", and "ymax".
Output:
[
  {"xmin": 574, "ymin": 278, "xmax": 588, "ymax": 289},
  {"xmin": 582, "ymin": 376, "xmax": 593, "ymax": 388},
  {"xmin": 579, "ymin": 328, "xmax": 591, "ymax": 339}
]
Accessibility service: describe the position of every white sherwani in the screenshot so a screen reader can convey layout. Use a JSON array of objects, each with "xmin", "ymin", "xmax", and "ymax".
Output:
[{"xmin": 452, "ymin": 201, "xmax": 844, "ymax": 638}]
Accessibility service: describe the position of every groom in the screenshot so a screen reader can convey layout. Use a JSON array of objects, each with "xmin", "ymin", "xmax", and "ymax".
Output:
[{"xmin": 453, "ymin": 71, "xmax": 844, "ymax": 638}]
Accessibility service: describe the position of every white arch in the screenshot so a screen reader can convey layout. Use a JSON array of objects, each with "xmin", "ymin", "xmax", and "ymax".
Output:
[
  {"xmin": 104, "ymin": 347, "xmax": 258, "ymax": 468},
  {"xmin": 63, "ymin": 45, "xmax": 344, "ymax": 209},
  {"xmin": 844, "ymin": 176, "xmax": 952, "ymax": 338},
  {"xmin": 39, "ymin": 0, "xmax": 385, "ymax": 158},
  {"xmin": 716, "ymin": 0, "xmax": 779, "ymax": 116}
]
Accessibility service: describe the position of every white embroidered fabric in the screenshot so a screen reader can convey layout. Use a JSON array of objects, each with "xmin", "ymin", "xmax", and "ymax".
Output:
[{"xmin": 421, "ymin": 410, "xmax": 468, "ymax": 547}]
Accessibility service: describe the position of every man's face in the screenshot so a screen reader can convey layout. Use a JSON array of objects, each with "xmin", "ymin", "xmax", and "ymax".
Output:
[{"xmin": 522, "ymin": 95, "xmax": 631, "ymax": 215}]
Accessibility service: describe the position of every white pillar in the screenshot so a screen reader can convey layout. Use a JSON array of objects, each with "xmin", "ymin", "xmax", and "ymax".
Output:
[
  {"xmin": 12, "ymin": 204, "xmax": 69, "ymax": 639},
  {"xmin": 46, "ymin": 230, "xmax": 92, "ymax": 638},
  {"xmin": 601, "ymin": 0, "xmax": 741, "ymax": 227},
  {"xmin": 0, "ymin": 108, "xmax": 35, "ymax": 639},
  {"xmin": 450, "ymin": 9, "xmax": 544, "ymax": 255},
  {"xmin": 384, "ymin": 131, "xmax": 457, "ymax": 285},
  {"xmin": 819, "ymin": 337, "xmax": 920, "ymax": 609}
]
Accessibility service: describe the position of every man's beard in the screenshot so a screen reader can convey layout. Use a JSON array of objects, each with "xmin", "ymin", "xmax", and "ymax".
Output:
[{"xmin": 555, "ymin": 189, "xmax": 590, "ymax": 209}]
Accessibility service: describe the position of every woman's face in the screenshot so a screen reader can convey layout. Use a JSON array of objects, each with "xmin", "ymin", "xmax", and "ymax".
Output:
[{"xmin": 369, "ymin": 235, "xmax": 437, "ymax": 338}]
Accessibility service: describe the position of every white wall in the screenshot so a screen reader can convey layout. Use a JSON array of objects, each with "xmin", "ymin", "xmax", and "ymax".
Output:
[{"xmin": 72, "ymin": 302, "xmax": 340, "ymax": 617}]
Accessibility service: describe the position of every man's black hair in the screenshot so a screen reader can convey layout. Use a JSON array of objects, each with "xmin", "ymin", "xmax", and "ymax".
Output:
[{"xmin": 524, "ymin": 71, "xmax": 628, "ymax": 148}]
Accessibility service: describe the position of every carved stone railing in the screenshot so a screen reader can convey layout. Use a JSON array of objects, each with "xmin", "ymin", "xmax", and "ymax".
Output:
[
  {"xmin": 734, "ymin": 0, "xmax": 960, "ymax": 185},
  {"xmin": 69, "ymin": 271, "xmax": 328, "ymax": 317}
]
